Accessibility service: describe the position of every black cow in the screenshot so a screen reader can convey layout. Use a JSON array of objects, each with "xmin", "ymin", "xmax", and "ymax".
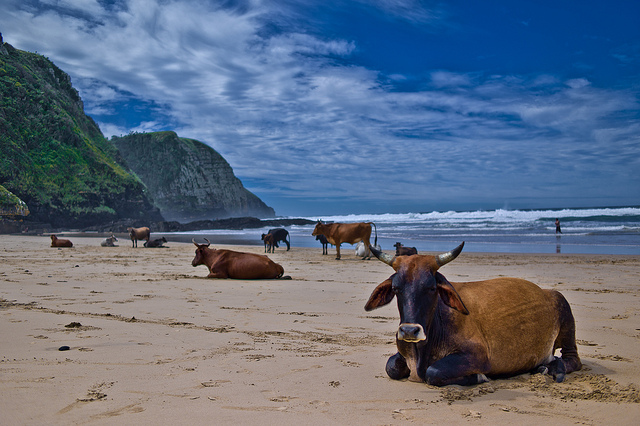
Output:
[
  {"xmin": 316, "ymin": 234, "xmax": 329, "ymax": 255},
  {"xmin": 261, "ymin": 228, "xmax": 290, "ymax": 253},
  {"xmin": 144, "ymin": 237, "xmax": 167, "ymax": 248}
]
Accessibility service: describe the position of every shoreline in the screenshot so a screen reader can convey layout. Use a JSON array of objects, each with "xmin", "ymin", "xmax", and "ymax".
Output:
[
  {"xmin": 51, "ymin": 230, "xmax": 640, "ymax": 256},
  {"xmin": 1, "ymin": 235, "xmax": 639, "ymax": 424}
]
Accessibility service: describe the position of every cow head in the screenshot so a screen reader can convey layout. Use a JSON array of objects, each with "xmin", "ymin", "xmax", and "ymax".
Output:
[
  {"xmin": 365, "ymin": 243, "xmax": 469, "ymax": 343},
  {"xmin": 311, "ymin": 221, "xmax": 325, "ymax": 237},
  {"xmin": 192, "ymin": 238, "xmax": 212, "ymax": 267}
]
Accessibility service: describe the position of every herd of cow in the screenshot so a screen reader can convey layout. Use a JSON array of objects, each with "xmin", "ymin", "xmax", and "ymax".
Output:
[
  {"xmin": 46, "ymin": 220, "xmax": 582, "ymax": 386},
  {"xmin": 50, "ymin": 228, "xmax": 168, "ymax": 249}
]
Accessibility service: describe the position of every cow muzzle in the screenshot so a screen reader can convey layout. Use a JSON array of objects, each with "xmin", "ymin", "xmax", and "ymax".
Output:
[{"xmin": 397, "ymin": 323, "xmax": 426, "ymax": 342}]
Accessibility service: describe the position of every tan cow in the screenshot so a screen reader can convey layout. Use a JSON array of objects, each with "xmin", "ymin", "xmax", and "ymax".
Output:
[
  {"xmin": 365, "ymin": 242, "xmax": 582, "ymax": 386},
  {"xmin": 127, "ymin": 227, "xmax": 150, "ymax": 248},
  {"xmin": 311, "ymin": 221, "xmax": 377, "ymax": 260}
]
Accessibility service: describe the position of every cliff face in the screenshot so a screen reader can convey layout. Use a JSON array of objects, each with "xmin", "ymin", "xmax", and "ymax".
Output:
[
  {"xmin": 0, "ymin": 38, "xmax": 162, "ymax": 227},
  {"xmin": 112, "ymin": 132, "xmax": 275, "ymax": 222}
]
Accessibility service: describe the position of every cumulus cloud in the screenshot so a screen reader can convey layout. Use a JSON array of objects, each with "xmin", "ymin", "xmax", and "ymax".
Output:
[{"xmin": 1, "ymin": 0, "xmax": 638, "ymax": 214}]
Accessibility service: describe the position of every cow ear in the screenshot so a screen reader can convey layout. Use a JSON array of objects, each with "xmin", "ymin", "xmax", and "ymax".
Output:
[
  {"xmin": 365, "ymin": 278, "xmax": 395, "ymax": 311},
  {"xmin": 435, "ymin": 272, "xmax": 469, "ymax": 315}
]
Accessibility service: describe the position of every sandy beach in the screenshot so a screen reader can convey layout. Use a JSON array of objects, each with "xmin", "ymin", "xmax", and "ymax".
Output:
[{"xmin": 1, "ymin": 234, "xmax": 639, "ymax": 425}]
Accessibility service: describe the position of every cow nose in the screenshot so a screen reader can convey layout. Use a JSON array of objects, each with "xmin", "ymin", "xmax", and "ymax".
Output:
[{"xmin": 397, "ymin": 323, "xmax": 426, "ymax": 342}]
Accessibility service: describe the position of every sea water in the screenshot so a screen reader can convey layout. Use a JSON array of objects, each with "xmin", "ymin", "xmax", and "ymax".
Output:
[{"xmin": 180, "ymin": 206, "xmax": 640, "ymax": 255}]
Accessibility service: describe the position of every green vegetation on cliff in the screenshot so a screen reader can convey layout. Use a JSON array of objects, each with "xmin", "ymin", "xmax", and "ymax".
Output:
[
  {"xmin": 0, "ymin": 39, "xmax": 161, "ymax": 227},
  {"xmin": 0, "ymin": 184, "xmax": 29, "ymax": 216},
  {"xmin": 112, "ymin": 132, "xmax": 275, "ymax": 221}
]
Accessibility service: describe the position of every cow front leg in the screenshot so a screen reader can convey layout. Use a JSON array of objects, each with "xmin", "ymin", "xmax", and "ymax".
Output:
[
  {"xmin": 335, "ymin": 244, "xmax": 341, "ymax": 260},
  {"xmin": 207, "ymin": 270, "xmax": 229, "ymax": 279},
  {"xmin": 386, "ymin": 352, "xmax": 410, "ymax": 380},
  {"xmin": 425, "ymin": 353, "xmax": 489, "ymax": 387}
]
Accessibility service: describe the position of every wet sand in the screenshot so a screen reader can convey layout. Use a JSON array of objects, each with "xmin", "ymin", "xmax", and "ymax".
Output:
[{"xmin": 1, "ymin": 235, "xmax": 639, "ymax": 425}]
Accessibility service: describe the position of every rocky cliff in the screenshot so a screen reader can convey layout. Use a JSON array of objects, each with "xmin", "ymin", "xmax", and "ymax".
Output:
[
  {"xmin": 0, "ymin": 37, "xmax": 163, "ymax": 228},
  {"xmin": 112, "ymin": 132, "xmax": 275, "ymax": 221}
]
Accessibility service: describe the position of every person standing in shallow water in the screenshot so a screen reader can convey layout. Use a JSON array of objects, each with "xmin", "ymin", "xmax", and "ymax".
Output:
[{"xmin": 555, "ymin": 218, "xmax": 562, "ymax": 234}]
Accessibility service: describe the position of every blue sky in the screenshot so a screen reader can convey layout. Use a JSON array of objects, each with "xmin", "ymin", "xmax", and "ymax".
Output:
[{"xmin": 2, "ymin": 0, "xmax": 639, "ymax": 217}]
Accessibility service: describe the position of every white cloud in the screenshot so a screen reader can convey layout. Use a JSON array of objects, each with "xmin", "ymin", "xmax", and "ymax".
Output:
[{"xmin": 1, "ymin": 0, "xmax": 639, "ymax": 214}]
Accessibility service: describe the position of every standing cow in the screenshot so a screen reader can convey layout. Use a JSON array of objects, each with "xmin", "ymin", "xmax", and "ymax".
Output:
[
  {"xmin": 192, "ymin": 239, "xmax": 286, "ymax": 279},
  {"xmin": 316, "ymin": 234, "xmax": 329, "ymax": 255},
  {"xmin": 127, "ymin": 227, "xmax": 150, "ymax": 248},
  {"xmin": 261, "ymin": 228, "xmax": 290, "ymax": 253},
  {"xmin": 365, "ymin": 242, "xmax": 582, "ymax": 386},
  {"xmin": 311, "ymin": 221, "xmax": 377, "ymax": 260}
]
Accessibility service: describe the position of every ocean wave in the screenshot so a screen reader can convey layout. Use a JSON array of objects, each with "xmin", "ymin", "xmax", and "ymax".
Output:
[{"xmin": 296, "ymin": 207, "xmax": 640, "ymax": 225}]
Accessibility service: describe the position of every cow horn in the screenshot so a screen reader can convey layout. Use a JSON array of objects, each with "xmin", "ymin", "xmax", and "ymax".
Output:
[
  {"xmin": 370, "ymin": 245, "xmax": 396, "ymax": 266},
  {"xmin": 203, "ymin": 238, "xmax": 211, "ymax": 247},
  {"xmin": 192, "ymin": 238, "xmax": 211, "ymax": 247},
  {"xmin": 435, "ymin": 242, "xmax": 465, "ymax": 267}
]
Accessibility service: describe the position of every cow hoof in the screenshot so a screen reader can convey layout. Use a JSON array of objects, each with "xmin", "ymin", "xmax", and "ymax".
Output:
[
  {"xmin": 545, "ymin": 357, "xmax": 567, "ymax": 382},
  {"xmin": 475, "ymin": 373, "xmax": 489, "ymax": 384},
  {"xmin": 535, "ymin": 365, "xmax": 549, "ymax": 375}
]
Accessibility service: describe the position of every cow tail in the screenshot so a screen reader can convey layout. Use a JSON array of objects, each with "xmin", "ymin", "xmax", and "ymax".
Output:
[
  {"xmin": 371, "ymin": 222, "xmax": 378, "ymax": 246},
  {"xmin": 276, "ymin": 264, "xmax": 285, "ymax": 279}
]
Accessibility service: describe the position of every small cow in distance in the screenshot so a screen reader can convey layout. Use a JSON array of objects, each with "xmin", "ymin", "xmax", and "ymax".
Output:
[
  {"xmin": 365, "ymin": 242, "xmax": 581, "ymax": 386},
  {"xmin": 144, "ymin": 237, "xmax": 167, "ymax": 248},
  {"xmin": 356, "ymin": 241, "xmax": 381, "ymax": 258},
  {"xmin": 50, "ymin": 234, "xmax": 73, "ymax": 247},
  {"xmin": 127, "ymin": 227, "xmax": 150, "ymax": 248},
  {"xmin": 394, "ymin": 242, "xmax": 417, "ymax": 256},
  {"xmin": 261, "ymin": 228, "xmax": 290, "ymax": 253},
  {"xmin": 192, "ymin": 238, "xmax": 287, "ymax": 279},
  {"xmin": 316, "ymin": 234, "xmax": 329, "ymax": 255},
  {"xmin": 262, "ymin": 233, "xmax": 277, "ymax": 253},
  {"xmin": 100, "ymin": 234, "xmax": 118, "ymax": 247}
]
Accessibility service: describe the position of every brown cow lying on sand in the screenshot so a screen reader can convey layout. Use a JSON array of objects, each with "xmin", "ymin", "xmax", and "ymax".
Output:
[
  {"xmin": 127, "ymin": 227, "xmax": 150, "ymax": 248},
  {"xmin": 50, "ymin": 235, "xmax": 73, "ymax": 247},
  {"xmin": 192, "ymin": 239, "xmax": 287, "ymax": 279},
  {"xmin": 365, "ymin": 242, "xmax": 581, "ymax": 386}
]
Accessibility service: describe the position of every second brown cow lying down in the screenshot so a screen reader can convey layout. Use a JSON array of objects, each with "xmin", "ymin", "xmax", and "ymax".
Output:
[
  {"xmin": 192, "ymin": 239, "xmax": 288, "ymax": 279},
  {"xmin": 50, "ymin": 235, "xmax": 73, "ymax": 247}
]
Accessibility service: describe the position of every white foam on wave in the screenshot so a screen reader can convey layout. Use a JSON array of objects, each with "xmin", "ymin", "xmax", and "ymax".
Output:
[{"xmin": 295, "ymin": 207, "xmax": 640, "ymax": 226}]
